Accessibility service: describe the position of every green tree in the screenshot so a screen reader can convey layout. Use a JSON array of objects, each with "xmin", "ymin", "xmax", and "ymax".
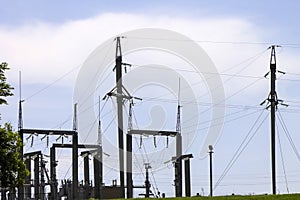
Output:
[
  {"xmin": 0, "ymin": 62, "xmax": 28, "ymax": 188},
  {"xmin": 0, "ymin": 123, "xmax": 28, "ymax": 188},
  {"xmin": 0, "ymin": 62, "xmax": 13, "ymax": 105}
]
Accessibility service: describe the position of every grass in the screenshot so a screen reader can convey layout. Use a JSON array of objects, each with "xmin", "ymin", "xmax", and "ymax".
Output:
[{"xmin": 120, "ymin": 194, "xmax": 300, "ymax": 200}]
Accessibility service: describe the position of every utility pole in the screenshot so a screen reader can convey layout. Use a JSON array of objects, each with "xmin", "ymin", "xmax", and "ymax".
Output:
[
  {"xmin": 270, "ymin": 45, "xmax": 277, "ymax": 195},
  {"xmin": 208, "ymin": 145, "xmax": 214, "ymax": 197},
  {"xmin": 104, "ymin": 36, "xmax": 134, "ymax": 197},
  {"xmin": 262, "ymin": 45, "xmax": 285, "ymax": 195}
]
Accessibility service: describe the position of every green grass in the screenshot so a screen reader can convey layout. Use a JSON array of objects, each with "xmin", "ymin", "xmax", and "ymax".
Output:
[{"xmin": 122, "ymin": 194, "xmax": 300, "ymax": 200}]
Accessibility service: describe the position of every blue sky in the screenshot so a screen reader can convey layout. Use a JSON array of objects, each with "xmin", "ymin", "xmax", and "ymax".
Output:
[{"xmin": 1, "ymin": 0, "xmax": 300, "ymax": 197}]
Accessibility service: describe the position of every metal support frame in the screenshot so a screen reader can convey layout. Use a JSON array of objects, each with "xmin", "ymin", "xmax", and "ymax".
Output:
[
  {"xmin": 23, "ymin": 151, "xmax": 42, "ymax": 199},
  {"xmin": 81, "ymin": 148, "xmax": 103, "ymax": 199},
  {"xmin": 50, "ymin": 143, "xmax": 101, "ymax": 200},
  {"xmin": 21, "ymin": 129, "xmax": 78, "ymax": 199},
  {"xmin": 172, "ymin": 154, "xmax": 193, "ymax": 197},
  {"xmin": 131, "ymin": 129, "xmax": 181, "ymax": 197}
]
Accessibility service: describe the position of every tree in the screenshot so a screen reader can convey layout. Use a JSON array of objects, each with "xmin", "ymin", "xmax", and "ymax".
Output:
[
  {"xmin": 0, "ymin": 62, "xmax": 28, "ymax": 189},
  {"xmin": 0, "ymin": 62, "xmax": 13, "ymax": 105},
  {"xmin": 0, "ymin": 123, "xmax": 28, "ymax": 188}
]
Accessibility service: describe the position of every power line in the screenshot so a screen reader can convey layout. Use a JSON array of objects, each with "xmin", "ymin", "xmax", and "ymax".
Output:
[
  {"xmin": 276, "ymin": 123, "xmax": 289, "ymax": 193},
  {"xmin": 24, "ymin": 64, "xmax": 80, "ymax": 101},
  {"xmin": 214, "ymin": 110, "xmax": 268, "ymax": 191},
  {"xmin": 126, "ymin": 36, "xmax": 300, "ymax": 47},
  {"xmin": 277, "ymin": 110, "xmax": 300, "ymax": 162}
]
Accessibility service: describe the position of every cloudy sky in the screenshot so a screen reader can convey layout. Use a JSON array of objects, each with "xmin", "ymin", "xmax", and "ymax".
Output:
[{"xmin": 1, "ymin": 0, "xmax": 300, "ymax": 197}]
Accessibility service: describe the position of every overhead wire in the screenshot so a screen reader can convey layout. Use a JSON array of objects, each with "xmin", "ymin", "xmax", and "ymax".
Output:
[
  {"xmin": 23, "ymin": 64, "xmax": 81, "ymax": 101},
  {"xmin": 213, "ymin": 110, "xmax": 268, "ymax": 191},
  {"xmin": 277, "ymin": 110, "xmax": 300, "ymax": 162},
  {"xmin": 130, "ymin": 103, "xmax": 161, "ymax": 196},
  {"xmin": 276, "ymin": 122, "xmax": 289, "ymax": 193}
]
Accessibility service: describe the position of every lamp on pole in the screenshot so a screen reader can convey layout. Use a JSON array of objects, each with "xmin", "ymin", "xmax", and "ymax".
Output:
[{"xmin": 208, "ymin": 145, "xmax": 214, "ymax": 197}]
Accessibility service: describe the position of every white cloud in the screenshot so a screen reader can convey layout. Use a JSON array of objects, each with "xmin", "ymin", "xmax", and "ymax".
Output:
[{"xmin": 0, "ymin": 13, "xmax": 269, "ymax": 87}]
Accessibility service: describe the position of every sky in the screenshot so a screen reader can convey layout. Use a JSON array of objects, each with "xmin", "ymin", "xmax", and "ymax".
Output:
[{"xmin": 1, "ymin": 0, "xmax": 300, "ymax": 198}]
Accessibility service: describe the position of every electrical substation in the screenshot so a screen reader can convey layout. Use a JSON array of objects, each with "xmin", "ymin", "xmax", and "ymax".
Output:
[{"xmin": 0, "ymin": 34, "xmax": 297, "ymax": 200}]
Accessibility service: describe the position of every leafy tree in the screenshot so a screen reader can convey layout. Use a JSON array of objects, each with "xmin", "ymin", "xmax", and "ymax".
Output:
[
  {"xmin": 0, "ymin": 62, "xmax": 13, "ymax": 105},
  {"xmin": 0, "ymin": 123, "xmax": 28, "ymax": 188},
  {"xmin": 0, "ymin": 62, "xmax": 28, "ymax": 189}
]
